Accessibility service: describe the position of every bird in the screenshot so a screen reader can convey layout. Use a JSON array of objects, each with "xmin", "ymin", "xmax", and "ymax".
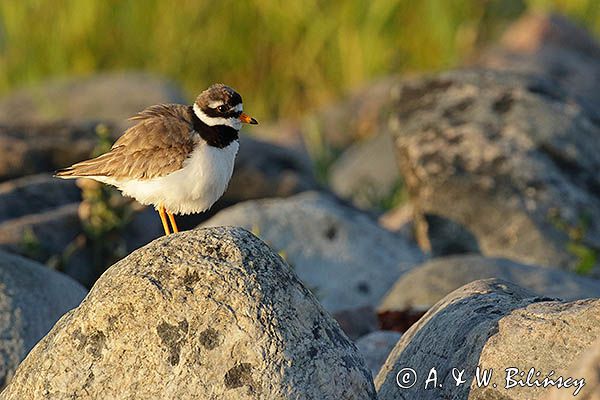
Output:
[{"xmin": 55, "ymin": 83, "xmax": 257, "ymax": 236}]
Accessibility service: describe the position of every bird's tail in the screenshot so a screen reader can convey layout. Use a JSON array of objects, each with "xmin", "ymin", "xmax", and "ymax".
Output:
[
  {"xmin": 54, "ymin": 166, "xmax": 79, "ymax": 179},
  {"xmin": 54, "ymin": 152, "xmax": 115, "ymax": 179}
]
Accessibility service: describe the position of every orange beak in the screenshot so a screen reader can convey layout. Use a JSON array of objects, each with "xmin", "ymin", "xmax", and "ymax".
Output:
[{"xmin": 239, "ymin": 113, "xmax": 258, "ymax": 125}]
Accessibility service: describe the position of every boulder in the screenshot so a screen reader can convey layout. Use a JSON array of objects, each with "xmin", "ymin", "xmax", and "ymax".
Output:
[
  {"xmin": 469, "ymin": 297, "xmax": 599, "ymax": 399},
  {"xmin": 0, "ymin": 174, "xmax": 81, "ymax": 223},
  {"xmin": 378, "ymin": 254, "xmax": 600, "ymax": 314},
  {"xmin": 0, "ymin": 73, "xmax": 186, "ymax": 129},
  {"xmin": 329, "ymin": 133, "xmax": 402, "ymax": 210},
  {"xmin": 476, "ymin": 13, "xmax": 600, "ymax": 116},
  {"xmin": 355, "ymin": 331, "xmax": 402, "ymax": 378},
  {"xmin": 0, "ymin": 250, "xmax": 86, "ymax": 388},
  {"xmin": 0, "ymin": 203, "xmax": 82, "ymax": 264},
  {"xmin": 375, "ymin": 279, "xmax": 600, "ymax": 400},
  {"xmin": 548, "ymin": 338, "xmax": 600, "ymax": 399},
  {"xmin": 0, "ymin": 122, "xmax": 101, "ymax": 182},
  {"xmin": 389, "ymin": 68, "xmax": 600, "ymax": 271},
  {"xmin": 202, "ymin": 191, "xmax": 424, "ymax": 315},
  {"xmin": 0, "ymin": 227, "xmax": 376, "ymax": 399}
]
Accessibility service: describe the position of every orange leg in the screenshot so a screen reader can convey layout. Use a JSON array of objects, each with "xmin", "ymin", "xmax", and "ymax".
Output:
[
  {"xmin": 158, "ymin": 206, "xmax": 171, "ymax": 236},
  {"xmin": 167, "ymin": 212, "xmax": 179, "ymax": 233}
]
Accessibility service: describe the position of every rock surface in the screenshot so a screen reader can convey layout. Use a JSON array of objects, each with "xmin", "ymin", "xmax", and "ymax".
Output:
[
  {"xmin": 202, "ymin": 191, "xmax": 424, "ymax": 314},
  {"xmin": 329, "ymin": 133, "xmax": 401, "ymax": 209},
  {"xmin": 0, "ymin": 250, "xmax": 86, "ymax": 388},
  {"xmin": 355, "ymin": 331, "xmax": 401, "ymax": 378},
  {"xmin": 0, "ymin": 73, "xmax": 186, "ymax": 129},
  {"xmin": 375, "ymin": 279, "xmax": 600, "ymax": 400},
  {"xmin": 0, "ymin": 227, "xmax": 376, "ymax": 400},
  {"xmin": 0, "ymin": 203, "xmax": 82, "ymax": 265},
  {"xmin": 548, "ymin": 338, "xmax": 600, "ymax": 399},
  {"xmin": 470, "ymin": 297, "xmax": 599, "ymax": 399},
  {"xmin": 0, "ymin": 174, "xmax": 81, "ymax": 222},
  {"xmin": 378, "ymin": 254, "xmax": 600, "ymax": 313},
  {"xmin": 476, "ymin": 13, "xmax": 600, "ymax": 116},
  {"xmin": 390, "ymin": 68, "xmax": 600, "ymax": 271},
  {"xmin": 0, "ymin": 122, "xmax": 101, "ymax": 182}
]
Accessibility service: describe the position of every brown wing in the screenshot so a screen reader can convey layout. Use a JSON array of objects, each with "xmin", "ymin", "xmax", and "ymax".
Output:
[{"xmin": 56, "ymin": 104, "xmax": 196, "ymax": 180}]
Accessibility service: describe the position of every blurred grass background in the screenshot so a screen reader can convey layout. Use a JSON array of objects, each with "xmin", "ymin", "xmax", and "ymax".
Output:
[{"xmin": 1, "ymin": 0, "xmax": 599, "ymax": 121}]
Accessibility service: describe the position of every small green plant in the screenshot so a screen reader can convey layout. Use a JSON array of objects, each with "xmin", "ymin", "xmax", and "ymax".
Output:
[
  {"xmin": 73, "ymin": 124, "xmax": 135, "ymax": 276},
  {"xmin": 20, "ymin": 227, "xmax": 43, "ymax": 261},
  {"xmin": 567, "ymin": 242, "xmax": 597, "ymax": 275},
  {"xmin": 548, "ymin": 208, "xmax": 598, "ymax": 275},
  {"xmin": 92, "ymin": 123, "xmax": 113, "ymax": 156}
]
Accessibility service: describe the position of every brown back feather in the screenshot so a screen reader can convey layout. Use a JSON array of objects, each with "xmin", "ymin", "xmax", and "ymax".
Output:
[{"xmin": 56, "ymin": 104, "xmax": 196, "ymax": 180}]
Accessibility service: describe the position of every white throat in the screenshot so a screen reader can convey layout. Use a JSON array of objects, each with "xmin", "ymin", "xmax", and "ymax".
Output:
[{"xmin": 193, "ymin": 103, "xmax": 242, "ymax": 130}]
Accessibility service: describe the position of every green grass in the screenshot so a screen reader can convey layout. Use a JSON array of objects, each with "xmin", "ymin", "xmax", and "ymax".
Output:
[{"xmin": 1, "ymin": 1, "xmax": 599, "ymax": 122}]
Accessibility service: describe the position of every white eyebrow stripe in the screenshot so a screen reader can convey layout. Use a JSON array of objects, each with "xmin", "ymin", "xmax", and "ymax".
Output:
[
  {"xmin": 208, "ymin": 100, "xmax": 225, "ymax": 108},
  {"xmin": 193, "ymin": 104, "xmax": 242, "ymax": 130}
]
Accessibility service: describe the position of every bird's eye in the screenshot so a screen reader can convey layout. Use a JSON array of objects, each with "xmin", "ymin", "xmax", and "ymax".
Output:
[{"xmin": 217, "ymin": 105, "xmax": 228, "ymax": 113}]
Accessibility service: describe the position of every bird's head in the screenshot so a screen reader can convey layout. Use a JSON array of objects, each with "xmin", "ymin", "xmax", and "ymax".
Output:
[{"xmin": 193, "ymin": 84, "xmax": 258, "ymax": 131}]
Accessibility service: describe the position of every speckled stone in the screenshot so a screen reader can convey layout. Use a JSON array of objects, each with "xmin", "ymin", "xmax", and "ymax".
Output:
[
  {"xmin": 375, "ymin": 279, "xmax": 600, "ymax": 400},
  {"xmin": 0, "ymin": 227, "xmax": 376, "ymax": 399}
]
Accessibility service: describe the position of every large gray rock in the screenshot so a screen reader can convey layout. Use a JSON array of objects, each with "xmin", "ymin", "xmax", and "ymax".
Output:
[
  {"xmin": 390, "ymin": 68, "xmax": 600, "ymax": 271},
  {"xmin": 202, "ymin": 192, "xmax": 424, "ymax": 314},
  {"xmin": 0, "ymin": 250, "xmax": 86, "ymax": 388},
  {"xmin": 0, "ymin": 73, "xmax": 186, "ymax": 129},
  {"xmin": 0, "ymin": 174, "xmax": 81, "ymax": 223},
  {"xmin": 355, "ymin": 331, "xmax": 402, "ymax": 378},
  {"xmin": 329, "ymin": 133, "xmax": 402, "ymax": 210},
  {"xmin": 375, "ymin": 279, "xmax": 600, "ymax": 400},
  {"xmin": 0, "ymin": 227, "xmax": 376, "ymax": 400},
  {"xmin": 379, "ymin": 254, "xmax": 600, "ymax": 313}
]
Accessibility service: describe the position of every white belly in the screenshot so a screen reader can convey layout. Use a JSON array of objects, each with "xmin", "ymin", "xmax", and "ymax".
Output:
[{"xmin": 116, "ymin": 140, "xmax": 239, "ymax": 214}]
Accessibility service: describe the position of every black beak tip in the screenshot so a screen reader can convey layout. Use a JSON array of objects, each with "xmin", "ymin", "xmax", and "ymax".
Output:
[{"xmin": 250, "ymin": 118, "xmax": 258, "ymax": 125}]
